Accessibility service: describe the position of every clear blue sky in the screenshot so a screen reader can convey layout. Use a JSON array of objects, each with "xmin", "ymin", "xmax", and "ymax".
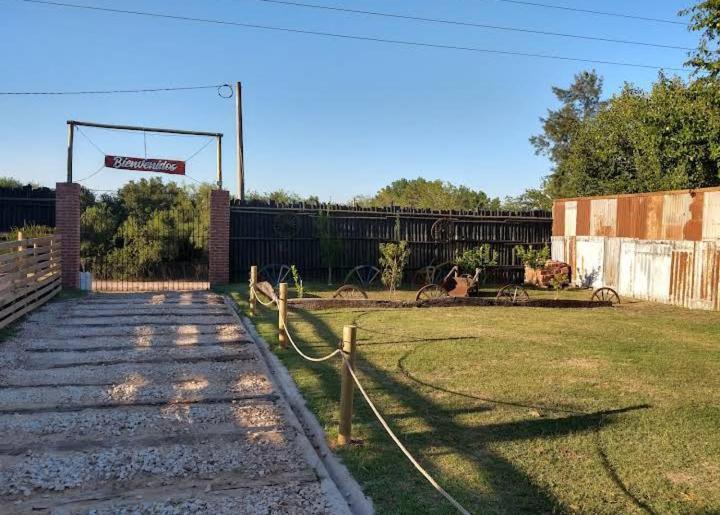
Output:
[{"xmin": 0, "ymin": 0, "xmax": 696, "ymax": 201}]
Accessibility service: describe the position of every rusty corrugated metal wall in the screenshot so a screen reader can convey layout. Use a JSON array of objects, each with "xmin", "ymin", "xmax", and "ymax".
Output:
[{"xmin": 552, "ymin": 187, "xmax": 720, "ymax": 311}]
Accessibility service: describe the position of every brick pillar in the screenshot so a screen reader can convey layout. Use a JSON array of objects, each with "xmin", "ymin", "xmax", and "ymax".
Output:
[
  {"xmin": 209, "ymin": 189, "xmax": 230, "ymax": 288},
  {"xmin": 55, "ymin": 182, "xmax": 81, "ymax": 289}
]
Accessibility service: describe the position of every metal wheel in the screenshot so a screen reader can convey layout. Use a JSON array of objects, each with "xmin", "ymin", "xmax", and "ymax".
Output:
[
  {"xmin": 412, "ymin": 261, "xmax": 453, "ymax": 287},
  {"xmin": 343, "ymin": 265, "xmax": 380, "ymax": 289},
  {"xmin": 591, "ymin": 287, "xmax": 620, "ymax": 305},
  {"xmin": 333, "ymin": 284, "xmax": 368, "ymax": 299},
  {"xmin": 259, "ymin": 264, "xmax": 291, "ymax": 287},
  {"xmin": 496, "ymin": 284, "xmax": 530, "ymax": 305},
  {"xmin": 415, "ymin": 284, "xmax": 449, "ymax": 302}
]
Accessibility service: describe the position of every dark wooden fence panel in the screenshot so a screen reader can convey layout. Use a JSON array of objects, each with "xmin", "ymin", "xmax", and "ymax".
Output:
[
  {"xmin": 230, "ymin": 202, "xmax": 552, "ymax": 284},
  {"xmin": 0, "ymin": 187, "xmax": 56, "ymax": 233}
]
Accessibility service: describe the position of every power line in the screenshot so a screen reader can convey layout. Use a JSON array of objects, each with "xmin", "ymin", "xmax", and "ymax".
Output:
[
  {"xmin": 255, "ymin": 0, "xmax": 693, "ymax": 51},
  {"xmin": 14, "ymin": 0, "xmax": 689, "ymax": 72},
  {"xmin": 482, "ymin": 0, "xmax": 686, "ymax": 26},
  {"xmin": 0, "ymin": 84, "xmax": 231, "ymax": 96}
]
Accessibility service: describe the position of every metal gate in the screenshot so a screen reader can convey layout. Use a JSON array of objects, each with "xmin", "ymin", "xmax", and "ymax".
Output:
[{"xmin": 80, "ymin": 201, "xmax": 209, "ymax": 292}]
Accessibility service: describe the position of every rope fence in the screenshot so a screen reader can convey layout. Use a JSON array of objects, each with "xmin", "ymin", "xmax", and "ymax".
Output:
[{"xmin": 247, "ymin": 265, "xmax": 472, "ymax": 515}]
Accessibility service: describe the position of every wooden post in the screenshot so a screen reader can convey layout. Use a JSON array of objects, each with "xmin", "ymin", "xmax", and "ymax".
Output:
[
  {"xmin": 235, "ymin": 81, "xmax": 245, "ymax": 201},
  {"xmin": 216, "ymin": 135, "xmax": 223, "ymax": 189},
  {"xmin": 249, "ymin": 265, "xmax": 257, "ymax": 316},
  {"xmin": 338, "ymin": 324, "xmax": 357, "ymax": 446},
  {"xmin": 278, "ymin": 282, "xmax": 288, "ymax": 348}
]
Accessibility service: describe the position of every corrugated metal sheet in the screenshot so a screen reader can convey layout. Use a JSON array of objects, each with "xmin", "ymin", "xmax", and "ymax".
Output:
[
  {"xmin": 575, "ymin": 237, "xmax": 605, "ymax": 288},
  {"xmin": 555, "ymin": 185, "xmax": 720, "ymax": 242},
  {"xmin": 590, "ymin": 198, "xmax": 617, "ymax": 237},
  {"xmin": 703, "ymin": 191, "xmax": 720, "ymax": 240},
  {"xmin": 551, "ymin": 236, "xmax": 565, "ymax": 262},
  {"xmin": 576, "ymin": 199, "xmax": 591, "ymax": 236},
  {"xmin": 564, "ymin": 201, "xmax": 577, "ymax": 237},
  {"xmin": 552, "ymin": 202, "xmax": 565, "ymax": 237},
  {"xmin": 603, "ymin": 237, "xmax": 621, "ymax": 289},
  {"xmin": 553, "ymin": 235, "xmax": 720, "ymax": 311},
  {"xmin": 662, "ymin": 194, "xmax": 692, "ymax": 241}
]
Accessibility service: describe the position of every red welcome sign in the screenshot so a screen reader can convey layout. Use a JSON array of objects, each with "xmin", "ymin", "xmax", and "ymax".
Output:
[{"xmin": 105, "ymin": 155, "xmax": 186, "ymax": 175}]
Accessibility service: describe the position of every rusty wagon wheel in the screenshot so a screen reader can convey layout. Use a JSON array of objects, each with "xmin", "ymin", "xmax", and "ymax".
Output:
[
  {"xmin": 495, "ymin": 284, "xmax": 530, "ymax": 305},
  {"xmin": 591, "ymin": 287, "xmax": 620, "ymax": 305},
  {"xmin": 333, "ymin": 284, "xmax": 368, "ymax": 300},
  {"xmin": 411, "ymin": 261, "xmax": 453, "ymax": 287},
  {"xmin": 415, "ymin": 284, "xmax": 449, "ymax": 302}
]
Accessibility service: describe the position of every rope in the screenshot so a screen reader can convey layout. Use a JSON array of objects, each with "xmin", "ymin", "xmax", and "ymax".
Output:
[
  {"xmin": 250, "ymin": 285, "xmax": 278, "ymax": 306},
  {"xmin": 283, "ymin": 324, "xmax": 342, "ymax": 362},
  {"xmin": 341, "ymin": 354, "xmax": 473, "ymax": 515},
  {"xmin": 76, "ymin": 126, "xmax": 107, "ymax": 156},
  {"xmin": 246, "ymin": 281, "xmax": 470, "ymax": 513}
]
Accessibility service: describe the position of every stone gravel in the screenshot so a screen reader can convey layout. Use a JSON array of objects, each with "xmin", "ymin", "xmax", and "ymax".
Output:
[
  {"xmin": 0, "ymin": 401, "xmax": 285, "ymax": 441},
  {"xmin": 0, "ymin": 292, "xmax": 348, "ymax": 514},
  {"xmin": 82, "ymin": 481, "xmax": 333, "ymax": 515},
  {"xmin": 2, "ymin": 360, "xmax": 263, "ymax": 387}
]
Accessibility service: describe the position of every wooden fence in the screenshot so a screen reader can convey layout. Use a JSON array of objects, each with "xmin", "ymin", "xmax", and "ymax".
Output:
[
  {"xmin": 0, "ymin": 186, "xmax": 56, "ymax": 233},
  {"xmin": 0, "ymin": 235, "xmax": 62, "ymax": 330},
  {"xmin": 230, "ymin": 202, "xmax": 552, "ymax": 283}
]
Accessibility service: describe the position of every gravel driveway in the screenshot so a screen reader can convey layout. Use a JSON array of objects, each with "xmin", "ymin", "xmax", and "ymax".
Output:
[{"xmin": 0, "ymin": 292, "xmax": 351, "ymax": 514}]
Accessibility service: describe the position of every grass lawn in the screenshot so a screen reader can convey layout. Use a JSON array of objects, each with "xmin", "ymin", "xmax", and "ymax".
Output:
[{"xmin": 229, "ymin": 282, "xmax": 720, "ymax": 514}]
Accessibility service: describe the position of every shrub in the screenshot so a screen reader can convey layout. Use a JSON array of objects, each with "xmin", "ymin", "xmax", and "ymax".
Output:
[
  {"xmin": 10, "ymin": 224, "xmax": 54, "ymax": 240},
  {"xmin": 379, "ymin": 241, "xmax": 410, "ymax": 295},
  {"xmin": 455, "ymin": 244, "xmax": 498, "ymax": 276},
  {"xmin": 514, "ymin": 244, "xmax": 550, "ymax": 269}
]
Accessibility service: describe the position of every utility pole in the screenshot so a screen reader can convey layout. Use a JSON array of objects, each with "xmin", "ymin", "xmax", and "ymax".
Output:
[{"xmin": 235, "ymin": 81, "xmax": 245, "ymax": 201}]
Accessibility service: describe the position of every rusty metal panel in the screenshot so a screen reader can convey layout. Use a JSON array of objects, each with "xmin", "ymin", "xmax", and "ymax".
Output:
[
  {"xmin": 645, "ymin": 194, "xmax": 664, "ymax": 240},
  {"xmin": 603, "ymin": 237, "xmax": 621, "ymax": 288},
  {"xmin": 670, "ymin": 241, "xmax": 695, "ymax": 308},
  {"xmin": 662, "ymin": 193, "xmax": 692, "ymax": 241},
  {"xmin": 552, "ymin": 201, "xmax": 565, "ymax": 237},
  {"xmin": 590, "ymin": 198, "xmax": 617, "ymax": 237},
  {"xmin": 551, "ymin": 236, "xmax": 565, "ymax": 263},
  {"xmin": 617, "ymin": 196, "xmax": 648, "ymax": 239},
  {"xmin": 702, "ymin": 191, "xmax": 720, "ymax": 240},
  {"xmin": 683, "ymin": 192, "xmax": 704, "ymax": 241},
  {"xmin": 576, "ymin": 199, "xmax": 591, "ymax": 236},
  {"xmin": 575, "ymin": 236, "xmax": 605, "ymax": 288},
  {"xmin": 564, "ymin": 201, "xmax": 577, "ymax": 237}
]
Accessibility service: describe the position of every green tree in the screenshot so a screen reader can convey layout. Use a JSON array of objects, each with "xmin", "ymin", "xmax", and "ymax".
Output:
[
  {"xmin": 356, "ymin": 178, "xmax": 501, "ymax": 210},
  {"xmin": 530, "ymin": 70, "xmax": 605, "ymax": 198},
  {"xmin": 502, "ymin": 188, "xmax": 553, "ymax": 211},
  {"xmin": 247, "ymin": 189, "xmax": 319, "ymax": 204},
  {"xmin": 0, "ymin": 177, "xmax": 24, "ymax": 188},
  {"xmin": 682, "ymin": 0, "xmax": 720, "ymax": 77},
  {"xmin": 561, "ymin": 76, "xmax": 720, "ymax": 195}
]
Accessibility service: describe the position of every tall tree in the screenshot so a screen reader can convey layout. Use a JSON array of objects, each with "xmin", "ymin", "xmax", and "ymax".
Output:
[
  {"xmin": 682, "ymin": 0, "xmax": 720, "ymax": 77},
  {"xmin": 530, "ymin": 70, "xmax": 605, "ymax": 198}
]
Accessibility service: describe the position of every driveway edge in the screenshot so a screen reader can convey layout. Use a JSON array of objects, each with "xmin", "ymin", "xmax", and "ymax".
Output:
[{"xmin": 224, "ymin": 297, "xmax": 374, "ymax": 515}]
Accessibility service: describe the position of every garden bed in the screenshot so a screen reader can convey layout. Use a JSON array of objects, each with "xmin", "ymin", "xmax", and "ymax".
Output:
[{"xmin": 288, "ymin": 296, "xmax": 611, "ymax": 310}]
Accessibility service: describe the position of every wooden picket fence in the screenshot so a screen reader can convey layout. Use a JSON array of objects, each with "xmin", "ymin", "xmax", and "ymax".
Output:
[{"xmin": 0, "ymin": 235, "xmax": 62, "ymax": 330}]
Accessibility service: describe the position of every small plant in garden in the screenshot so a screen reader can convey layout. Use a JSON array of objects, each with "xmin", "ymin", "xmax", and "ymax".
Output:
[
  {"xmin": 290, "ymin": 264, "xmax": 304, "ymax": 298},
  {"xmin": 514, "ymin": 244, "xmax": 551, "ymax": 269},
  {"xmin": 379, "ymin": 240, "xmax": 410, "ymax": 295},
  {"xmin": 550, "ymin": 272, "xmax": 568, "ymax": 299},
  {"xmin": 455, "ymin": 244, "xmax": 498, "ymax": 281}
]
